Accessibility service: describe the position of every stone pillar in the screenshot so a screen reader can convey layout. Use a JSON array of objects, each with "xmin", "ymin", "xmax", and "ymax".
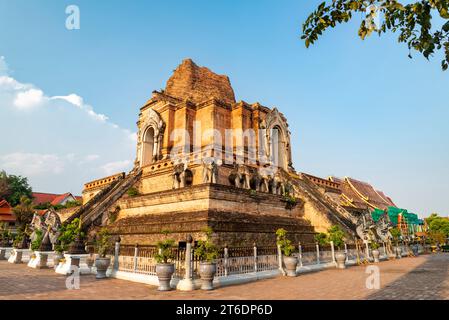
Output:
[
  {"xmin": 177, "ymin": 235, "xmax": 195, "ymax": 291},
  {"xmin": 277, "ymin": 244, "xmax": 286, "ymax": 276},
  {"xmin": 344, "ymin": 243, "xmax": 349, "ymax": 263},
  {"xmin": 316, "ymin": 243, "xmax": 320, "ymax": 265},
  {"xmin": 113, "ymin": 241, "xmax": 120, "ymax": 271},
  {"xmin": 224, "ymin": 245, "xmax": 229, "ymax": 277},
  {"xmin": 364, "ymin": 240, "xmax": 371, "ymax": 261},
  {"xmin": 253, "ymin": 243, "xmax": 258, "ymax": 273},
  {"xmin": 133, "ymin": 245, "xmax": 139, "ymax": 273},
  {"xmin": 298, "ymin": 242, "xmax": 303, "ymax": 268},
  {"xmin": 330, "ymin": 241, "xmax": 336, "ymax": 264}
]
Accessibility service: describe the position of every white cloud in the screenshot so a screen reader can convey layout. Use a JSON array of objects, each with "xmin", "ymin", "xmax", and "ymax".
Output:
[
  {"xmin": 51, "ymin": 94, "xmax": 109, "ymax": 122},
  {"xmin": 14, "ymin": 88, "xmax": 45, "ymax": 109},
  {"xmin": 100, "ymin": 160, "xmax": 132, "ymax": 176},
  {"xmin": 0, "ymin": 55, "xmax": 136, "ymax": 194},
  {"xmin": 0, "ymin": 56, "xmax": 8, "ymax": 76},
  {"xmin": 0, "ymin": 153, "xmax": 65, "ymax": 176}
]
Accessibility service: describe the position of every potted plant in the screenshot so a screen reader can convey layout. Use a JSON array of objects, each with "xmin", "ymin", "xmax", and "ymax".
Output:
[
  {"xmin": 195, "ymin": 227, "xmax": 219, "ymax": 290},
  {"xmin": 30, "ymin": 229, "xmax": 43, "ymax": 252},
  {"xmin": 53, "ymin": 243, "xmax": 65, "ymax": 267},
  {"xmin": 390, "ymin": 228, "xmax": 402, "ymax": 258},
  {"xmin": 328, "ymin": 225, "xmax": 346, "ymax": 268},
  {"xmin": 155, "ymin": 231, "xmax": 175, "ymax": 291},
  {"xmin": 371, "ymin": 242, "xmax": 380, "ymax": 263},
  {"xmin": 276, "ymin": 228, "xmax": 297, "ymax": 277},
  {"xmin": 94, "ymin": 228, "xmax": 112, "ymax": 279}
]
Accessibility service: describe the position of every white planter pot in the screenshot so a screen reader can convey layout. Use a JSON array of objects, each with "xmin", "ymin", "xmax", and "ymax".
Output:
[
  {"xmin": 283, "ymin": 256, "xmax": 298, "ymax": 277},
  {"xmin": 156, "ymin": 263, "xmax": 175, "ymax": 291},
  {"xmin": 95, "ymin": 257, "xmax": 111, "ymax": 279},
  {"xmin": 335, "ymin": 252, "xmax": 347, "ymax": 269},
  {"xmin": 372, "ymin": 249, "xmax": 380, "ymax": 263}
]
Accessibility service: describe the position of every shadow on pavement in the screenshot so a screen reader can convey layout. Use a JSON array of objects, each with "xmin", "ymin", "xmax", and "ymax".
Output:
[{"xmin": 368, "ymin": 253, "xmax": 449, "ymax": 300}]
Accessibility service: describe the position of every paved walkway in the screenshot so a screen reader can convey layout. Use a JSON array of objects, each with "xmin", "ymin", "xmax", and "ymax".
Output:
[{"xmin": 1, "ymin": 253, "xmax": 448, "ymax": 300}]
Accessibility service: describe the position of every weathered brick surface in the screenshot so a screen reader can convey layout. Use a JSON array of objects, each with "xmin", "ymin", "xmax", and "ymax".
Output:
[{"xmin": 1, "ymin": 254, "xmax": 448, "ymax": 300}]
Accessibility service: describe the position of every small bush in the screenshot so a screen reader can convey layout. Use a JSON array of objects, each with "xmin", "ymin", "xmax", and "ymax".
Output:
[
  {"xmin": 127, "ymin": 187, "xmax": 140, "ymax": 197},
  {"xmin": 276, "ymin": 228, "xmax": 295, "ymax": 257}
]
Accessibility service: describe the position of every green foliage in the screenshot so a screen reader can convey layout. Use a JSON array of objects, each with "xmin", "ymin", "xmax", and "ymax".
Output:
[
  {"xmin": 57, "ymin": 218, "xmax": 85, "ymax": 251},
  {"xmin": 302, "ymin": 0, "xmax": 449, "ymax": 70},
  {"xmin": 0, "ymin": 223, "xmax": 11, "ymax": 246},
  {"xmin": 53, "ymin": 243, "xmax": 65, "ymax": 254},
  {"xmin": 95, "ymin": 228, "xmax": 111, "ymax": 258},
  {"xmin": 314, "ymin": 232, "xmax": 329, "ymax": 246},
  {"xmin": 155, "ymin": 231, "xmax": 175, "ymax": 264},
  {"xmin": 12, "ymin": 231, "xmax": 24, "ymax": 248},
  {"xmin": 371, "ymin": 242, "xmax": 380, "ymax": 250},
  {"xmin": 12, "ymin": 196, "xmax": 34, "ymax": 232},
  {"xmin": 0, "ymin": 171, "xmax": 32, "ymax": 207},
  {"xmin": 390, "ymin": 227, "xmax": 402, "ymax": 245},
  {"xmin": 31, "ymin": 229, "xmax": 43, "ymax": 251},
  {"xmin": 429, "ymin": 230, "xmax": 447, "ymax": 245},
  {"xmin": 33, "ymin": 202, "xmax": 52, "ymax": 210},
  {"xmin": 276, "ymin": 228, "xmax": 295, "ymax": 257},
  {"xmin": 127, "ymin": 187, "xmax": 140, "ymax": 197},
  {"xmin": 282, "ymin": 193, "xmax": 298, "ymax": 210},
  {"xmin": 195, "ymin": 227, "xmax": 219, "ymax": 263},
  {"xmin": 328, "ymin": 225, "xmax": 345, "ymax": 250},
  {"xmin": 428, "ymin": 214, "xmax": 449, "ymax": 237}
]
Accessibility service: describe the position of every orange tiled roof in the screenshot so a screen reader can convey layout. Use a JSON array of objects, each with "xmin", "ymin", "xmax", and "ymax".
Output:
[
  {"xmin": 0, "ymin": 199, "xmax": 15, "ymax": 222},
  {"xmin": 328, "ymin": 177, "xmax": 396, "ymax": 211},
  {"xmin": 32, "ymin": 192, "xmax": 80, "ymax": 206}
]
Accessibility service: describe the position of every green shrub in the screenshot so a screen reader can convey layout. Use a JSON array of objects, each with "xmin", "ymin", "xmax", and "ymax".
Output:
[
  {"xmin": 370, "ymin": 242, "xmax": 380, "ymax": 250},
  {"xmin": 57, "ymin": 218, "xmax": 85, "ymax": 251},
  {"xmin": 155, "ymin": 230, "xmax": 175, "ymax": 264},
  {"xmin": 195, "ymin": 227, "xmax": 219, "ymax": 263},
  {"xmin": 328, "ymin": 225, "xmax": 345, "ymax": 250},
  {"xmin": 314, "ymin": 232, "xmax": 329, "ymax": 246},
  {"xmin": 95, "ymin": 228, "xmax": 111, "ymax": 258},
  {"xmin": 276, "ymin": 228, "xmax": 295, "ymax": 257},
  {"xmin": 31, "ymin": 229, "xmax": 43, "ymax": 251},
  {"xmin": 127, "ymin": 187, "xmax": 139, "ymax": 197}
]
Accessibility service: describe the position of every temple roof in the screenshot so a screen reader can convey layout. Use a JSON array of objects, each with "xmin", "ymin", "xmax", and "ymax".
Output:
[
  {"xmin": 0, "ymin": 199, "xmax": 15, "ymax": 222},
  {"xmin": 328, "ymin": 176, "xmax": 396, "ymax": 211},
  {"xmin": 164, "ymin": 59, "xmax": 236, "ymax": 105}
]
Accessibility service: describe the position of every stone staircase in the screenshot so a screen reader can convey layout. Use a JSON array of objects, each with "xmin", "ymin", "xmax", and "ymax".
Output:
[
  {"xmin": 290, "ymin": 173, "xmax": 357, "ymax": 236},
  {"xmin": 65, "ymin": 168, "xmax": 143, "ymax": 230}
]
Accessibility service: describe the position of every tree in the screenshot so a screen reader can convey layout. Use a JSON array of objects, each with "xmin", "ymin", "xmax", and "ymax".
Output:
[
  {"xmin": 302, "ymin": 1, "xmax": 449, "ymax": 70},
  {"xmin": 11, "ymin": 196, "xmax": 34, "ymax": 232},
  {"xmin": 0, "ymin": 171, "xmax": 32, "ymax": 207},
  {"xmin": 314, "ymin": 232, "xmax": 330, "ymax": 246},
  {"xmin": 328, "ymin": 225, "xmax": 345, "ymax": 250}
]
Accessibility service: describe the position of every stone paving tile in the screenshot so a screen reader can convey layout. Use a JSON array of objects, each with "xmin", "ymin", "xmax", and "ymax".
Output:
[{"xmin": 0, "ymin": 253, "xmax": 448, "ymax": 300}]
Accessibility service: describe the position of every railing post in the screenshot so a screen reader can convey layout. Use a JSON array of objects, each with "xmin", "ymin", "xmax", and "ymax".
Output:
[
  {"xmin": 224, "ymin": 245, "xmax": 229, "ymax": 277},
  {"xmin": 277, "ymin": 244, "xmax": 286, "ymax": 276},
  {"xmin": 344, "ymin": 243, "xmax": 348, "ymax": 262},
  {"xmin": 330, "ymin": 241, "xmax": 336, "ymax": 264},
  {"xmin": 113, "ymin": 241, "xmax": 120, "ymax": 271},
  {"xmin": 364, "ymin": 240, "xmax": 370, "ymax": 261},
  {"xmin": 185, "ymin": 237, "xmax": 193, "ymax": 280},
  {"xmin": 176, "ymin": 235, "xmax": 196, "ymax": 291},
  {"xmin": 316, "ymin": 243, "xmax": 320, "ymax": 265},
  {"xmin": 133, "ymin": 244, "xmax": 139, "ymax": 273},
  {"xmin": 298, "ymin": 242, "xmax": 303, "ymax": 268},
  {"xmin": 253, "ymin": 243, "xmax": 258, "ymax": 273}
]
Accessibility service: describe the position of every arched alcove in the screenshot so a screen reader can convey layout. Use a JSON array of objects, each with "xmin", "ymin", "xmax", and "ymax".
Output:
[
  {"xmin": 142, "ymin": 127, "xmax": 155, "ymax": 166},
  {"xmin": 271, "ymin": 126, "xmax": 286, "ymax": 171}
]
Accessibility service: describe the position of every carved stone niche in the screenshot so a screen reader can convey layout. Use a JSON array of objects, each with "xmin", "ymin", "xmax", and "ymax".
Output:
[
  {"xmin": 137, "ymin": 108, "xmax": 166, "ymax": 167},
  {"xmin": 259, "ymin": 108, "xmax": 293, "ymax": 171}
]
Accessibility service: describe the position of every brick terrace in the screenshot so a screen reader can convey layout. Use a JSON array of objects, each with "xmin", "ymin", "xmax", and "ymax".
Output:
[{"xmin": 0, "ymin": 253, "xmax": 448, "ymax": 300}]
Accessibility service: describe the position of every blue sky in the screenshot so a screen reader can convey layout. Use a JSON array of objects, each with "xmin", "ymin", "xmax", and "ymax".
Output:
[{"xmin": 0, "ymin": 0, "xmax": 447, "ymax": 217}]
